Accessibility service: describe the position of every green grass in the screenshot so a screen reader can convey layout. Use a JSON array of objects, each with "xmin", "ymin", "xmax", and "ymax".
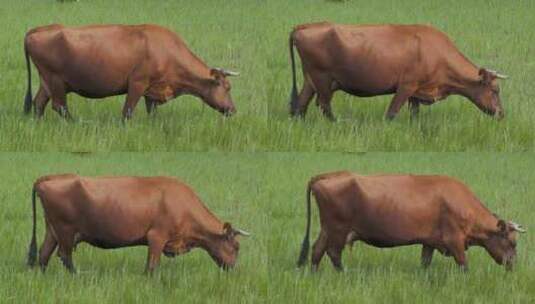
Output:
[
  {"xmin": 0, "ymin": 0, "xmax": 267, "ymax": 151},
  {"xmin": 267, "ymin": 152, "xmax": 535, "ymax": 303},
  {"xmin": 1, "ymin": 0, "xmax": 534, "ymax": 151},
  {"xmin": 0, "ymin": 153, "xmax": 268, "ymax": 303},
  {"xmin": 266, "ymin": 0, "xmax": 535, "ymax": 151},
  {"xmin": 2, "ymin": 152, "xmax": 533, "ymax": 303}
]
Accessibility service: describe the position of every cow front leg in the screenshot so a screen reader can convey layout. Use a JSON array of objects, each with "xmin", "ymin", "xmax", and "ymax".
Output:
[
  {"xmin": 144, "ymin": 97, "xmax": 158, "ymax": 115},
  {"xmin": 421, "ymin": 245, "xmax": 434, "ymax": 268},
  {"xmin": 447, "ymin": 239, "xmax": 468, "ymax": 272},
  {"xmin": 122, "ymin": 82, "xmax": 147, "ymax": 121},
  {"xmin": 385, "ymin": 86, "xmax": 416, "ymax": 120},
  {"xmin": 408, "ymin": 97, "xmax": 420, "ymax": 120},
  {"xmin": 145, "ymin": 232, "xmax": 166, "ymax": 274}
]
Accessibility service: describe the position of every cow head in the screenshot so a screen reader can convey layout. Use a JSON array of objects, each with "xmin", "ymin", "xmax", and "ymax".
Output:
[
  {"xmin": 470, "ymin": 68, "xmax": 507, "ymax": 120},
  {"xmin": 483, "ymin": 219, "xmax": 525, "ymax": 271},
  {"xmin": 207, "ymin": 222, "xmax": 250, "ymax": 270},
  {"xmin": 201, "ymin": 68, "xmax": 239, "ymax": 116}
]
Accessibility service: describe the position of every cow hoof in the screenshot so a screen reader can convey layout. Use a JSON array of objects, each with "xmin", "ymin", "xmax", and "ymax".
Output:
[{"xmin": 385, "ymin": 113, "xmax": 396, "ymax": 121}]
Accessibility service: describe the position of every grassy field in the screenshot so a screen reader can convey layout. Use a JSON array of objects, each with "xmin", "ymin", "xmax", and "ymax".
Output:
[
  {"xmin": 266, "ymin": 0, "xmax": 535, "ymax": 151},
  {"xmin": 267, "ymin": 152, "xmax": 534, "ymax": 303},
  {"xmin": 0, "ymin": 153, "xmax": 268, "ymax": 303},
  {"xmin": 0, "ymin": 0, "xmax": 267, "ymax": 151},
  {"xmin": 0, "ymin": 0, "xmax": 534, "ymax": 151},
  {"xmin": 1, "ymin": 152, "xmax": 533, "ymax": 303}
]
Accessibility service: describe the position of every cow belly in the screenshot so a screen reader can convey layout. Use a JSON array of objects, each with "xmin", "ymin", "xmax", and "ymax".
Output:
[
  {"xmin": 80, "ymin": 235, "xmax": 147, "ymax": 249},
  {"xmin": 63, "ymin": 68, "xmax": 129, "ymax": 98},
  {"xmin": 333, "ymin": 69, "xmax": 398, "ymax": 97},
  {"xmin": 360, "ymin": 236, "xmax": 420, "ymax": 248}
]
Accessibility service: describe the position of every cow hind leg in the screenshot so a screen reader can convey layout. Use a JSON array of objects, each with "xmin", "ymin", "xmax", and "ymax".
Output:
[
  {"xmin": 53, "ymin": 225, "xmax": 76, "ymax": 273},
  {"xmin": 145, "ymin": 231, "xmax": 166, "ymax": 274},
  {"xmin": 39, "ymin": 227, "xmax": 58, "ymax": 272},
  {"xmin": 311, "ymin": 230, "xmax": 328, "ymax": 272},
  {"xmin": 326, "ymin": 235, "xmax": 346, "ymax": 272},
  {"xmin": 308, "ymin": 73, "xmax": 336, "ymax": 121},
  {"xmin": 421, "ymin": 245, "xmax": 434, "ymax": 268},
  {"xmin": 291, "ymin": 78, "xmax": 316, "ymax": 117},
  {"xmin": 57, "ymin": 240, "xmax": 76, "ymax": 273},
  {"xmin": 33, "ymin": 85, "xmax": 50, "ymax": 118},
  {"xmin": 48, "ymin": 79, "xmax": 73, "ymax": 121}
]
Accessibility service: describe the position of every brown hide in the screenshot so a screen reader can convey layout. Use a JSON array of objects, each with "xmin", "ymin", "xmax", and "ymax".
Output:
[
  {"xmin": 23, "ymin": 24, "xmax": 237, "ymax": 120},
  {"xmin": 297, "ymin": 171, "xmax": 523, "ymax": 271},
  {"xmin": 289, "ymin": 23, "xmax": 506, "ymax": 120},
  {"xmin": 27, "ymin": 174, "xmax": 247, "ymax": 273}
]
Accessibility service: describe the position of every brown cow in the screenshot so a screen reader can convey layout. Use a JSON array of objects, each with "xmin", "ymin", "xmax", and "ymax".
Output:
[
  {"xmin": 297, "ymin": 171, "xmax": 525, "ymax": 272},
  {"xmin": 23, "ymin": 24, "xmax": 238, "ymax": 120},
  {"xmin": 27, "ymin": 174, "xmax": 250, "ymax": 273},
  {"xmin": 289, "ymin": 23, "xmax": 508, "ymax": 121}
]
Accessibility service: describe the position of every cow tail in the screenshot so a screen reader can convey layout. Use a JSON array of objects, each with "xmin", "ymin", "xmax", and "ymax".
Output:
[
  {"xmin": 288, "ymin": 30, "xmax": 299, "ymax": 113},
  {"xmin": 27, "ymin": 188, "xmax": 37, "ymax": 267},
  {"xmin": 23, "ymin": 36, "xmax": 32, "ymax": 115},
  {"xmin": 297, "ymin": 179, "xmax": 313, "ymax": 267}
]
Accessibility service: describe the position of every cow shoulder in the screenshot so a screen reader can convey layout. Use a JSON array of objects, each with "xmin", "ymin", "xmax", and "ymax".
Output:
[{"xmin": 432, "ymin": 175, "xmax": 482, "ymax": 222}]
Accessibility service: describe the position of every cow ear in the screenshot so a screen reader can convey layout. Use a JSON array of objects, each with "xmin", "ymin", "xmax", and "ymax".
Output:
[
  {"xmin": 223, "ymin": 222, "xmax": 234, "ymax": 238},
  {"xmin": 497, "ymin": 219, "xmax": 508, "ymax": 234},
  {"xmin": 210, "ymin": 68, "xmax": 224, "ymax": 81},
  {"xmin": 479, "ymin": 68, "xmax": 495, "ymax": 85}
]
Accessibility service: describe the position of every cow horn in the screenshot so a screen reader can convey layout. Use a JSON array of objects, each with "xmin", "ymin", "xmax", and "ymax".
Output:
[
  {"xmin": 487, "ymin": 68, "xmax": 508, "ymax": 80},
  {"xmin": 223, "ymin": 69, "xmax": 239, "ymax": 77},
  {"xmin": 214, "ymin": 67, "xmax": 239, "ymax": 77},
  {"xmin": 509, "ymin": 221, "xmax": 527, "ymax": 233},
  {"xmin": 235, "ymin": 228, "xmax": 251, "ymax": 236}
]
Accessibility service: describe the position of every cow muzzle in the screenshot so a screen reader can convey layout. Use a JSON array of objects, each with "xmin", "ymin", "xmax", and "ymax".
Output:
[
  {"xmin": 494, "ymin": 109, "xmax": 505, "ymax": 120},
  {"xmin": 222, "ymin": 106, "xmax": 236, "ymax": 117}
]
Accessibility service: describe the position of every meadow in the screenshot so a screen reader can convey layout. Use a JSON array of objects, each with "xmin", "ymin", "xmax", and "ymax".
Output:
[
  {"xmin": 266, "ymin": 0, "xmax": 535, "ymax": 151},
  {"xmin": 0, "ymin": 153, "xmax": 268, "ymax": 303},
  {"xmin": 1, "ymin": 152, "xmax": 533, "ymax": 303},
  {"xmin": 0, "ymin": 0, "xmax": 267, "ymax": 151},
  {"xmin": 267, "ymin": 152, "xmax": 534, "ymax": 303},
  {"xmin": 0, "ymin": 0, "xmax": 534, "ymax": 151}
]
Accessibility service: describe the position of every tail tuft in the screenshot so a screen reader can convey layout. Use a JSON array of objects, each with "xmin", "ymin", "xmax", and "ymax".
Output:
[
  {"xmin": 296, "ymin": 234, "xmax": 310, "ymax": 267},
  {"xmin": 297, "ymin": 181, "xmax": 313, "ymax": 267},
  {"xmin": 27, "ymin": 188, "xmax": 37, "ymax": 267}
]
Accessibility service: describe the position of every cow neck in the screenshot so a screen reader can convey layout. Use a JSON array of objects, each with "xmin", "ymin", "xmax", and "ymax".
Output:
[
  {"xmin": 172, "ymin": 52, "xmax": 213, "ymax": 98},
  {"xmin": 191, "ymin": 210, "xmax": 225, "ymax": 250},
  {"xmin": 468, "ymin": 212, "xmax": 500, "ymax": 246},
  {"xmin": 445, "ymin": 58, "xmax": 481, "ymax": 102}
]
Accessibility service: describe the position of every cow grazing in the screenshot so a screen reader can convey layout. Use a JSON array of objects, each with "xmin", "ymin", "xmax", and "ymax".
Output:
[
  {"xmin": 288, "ymin": 23, "xmax": 508, "ymax": 121},
  {"xmin": 27, "ymin": 174, "xmax": 249, "ymax": 273},
  {"xmin": 297, "ymin": 171, "xmax": 525, "ymax": 272},
  {"xmin": 23, "ymin": 24, "xmax": 239, "ymax": 120}
]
